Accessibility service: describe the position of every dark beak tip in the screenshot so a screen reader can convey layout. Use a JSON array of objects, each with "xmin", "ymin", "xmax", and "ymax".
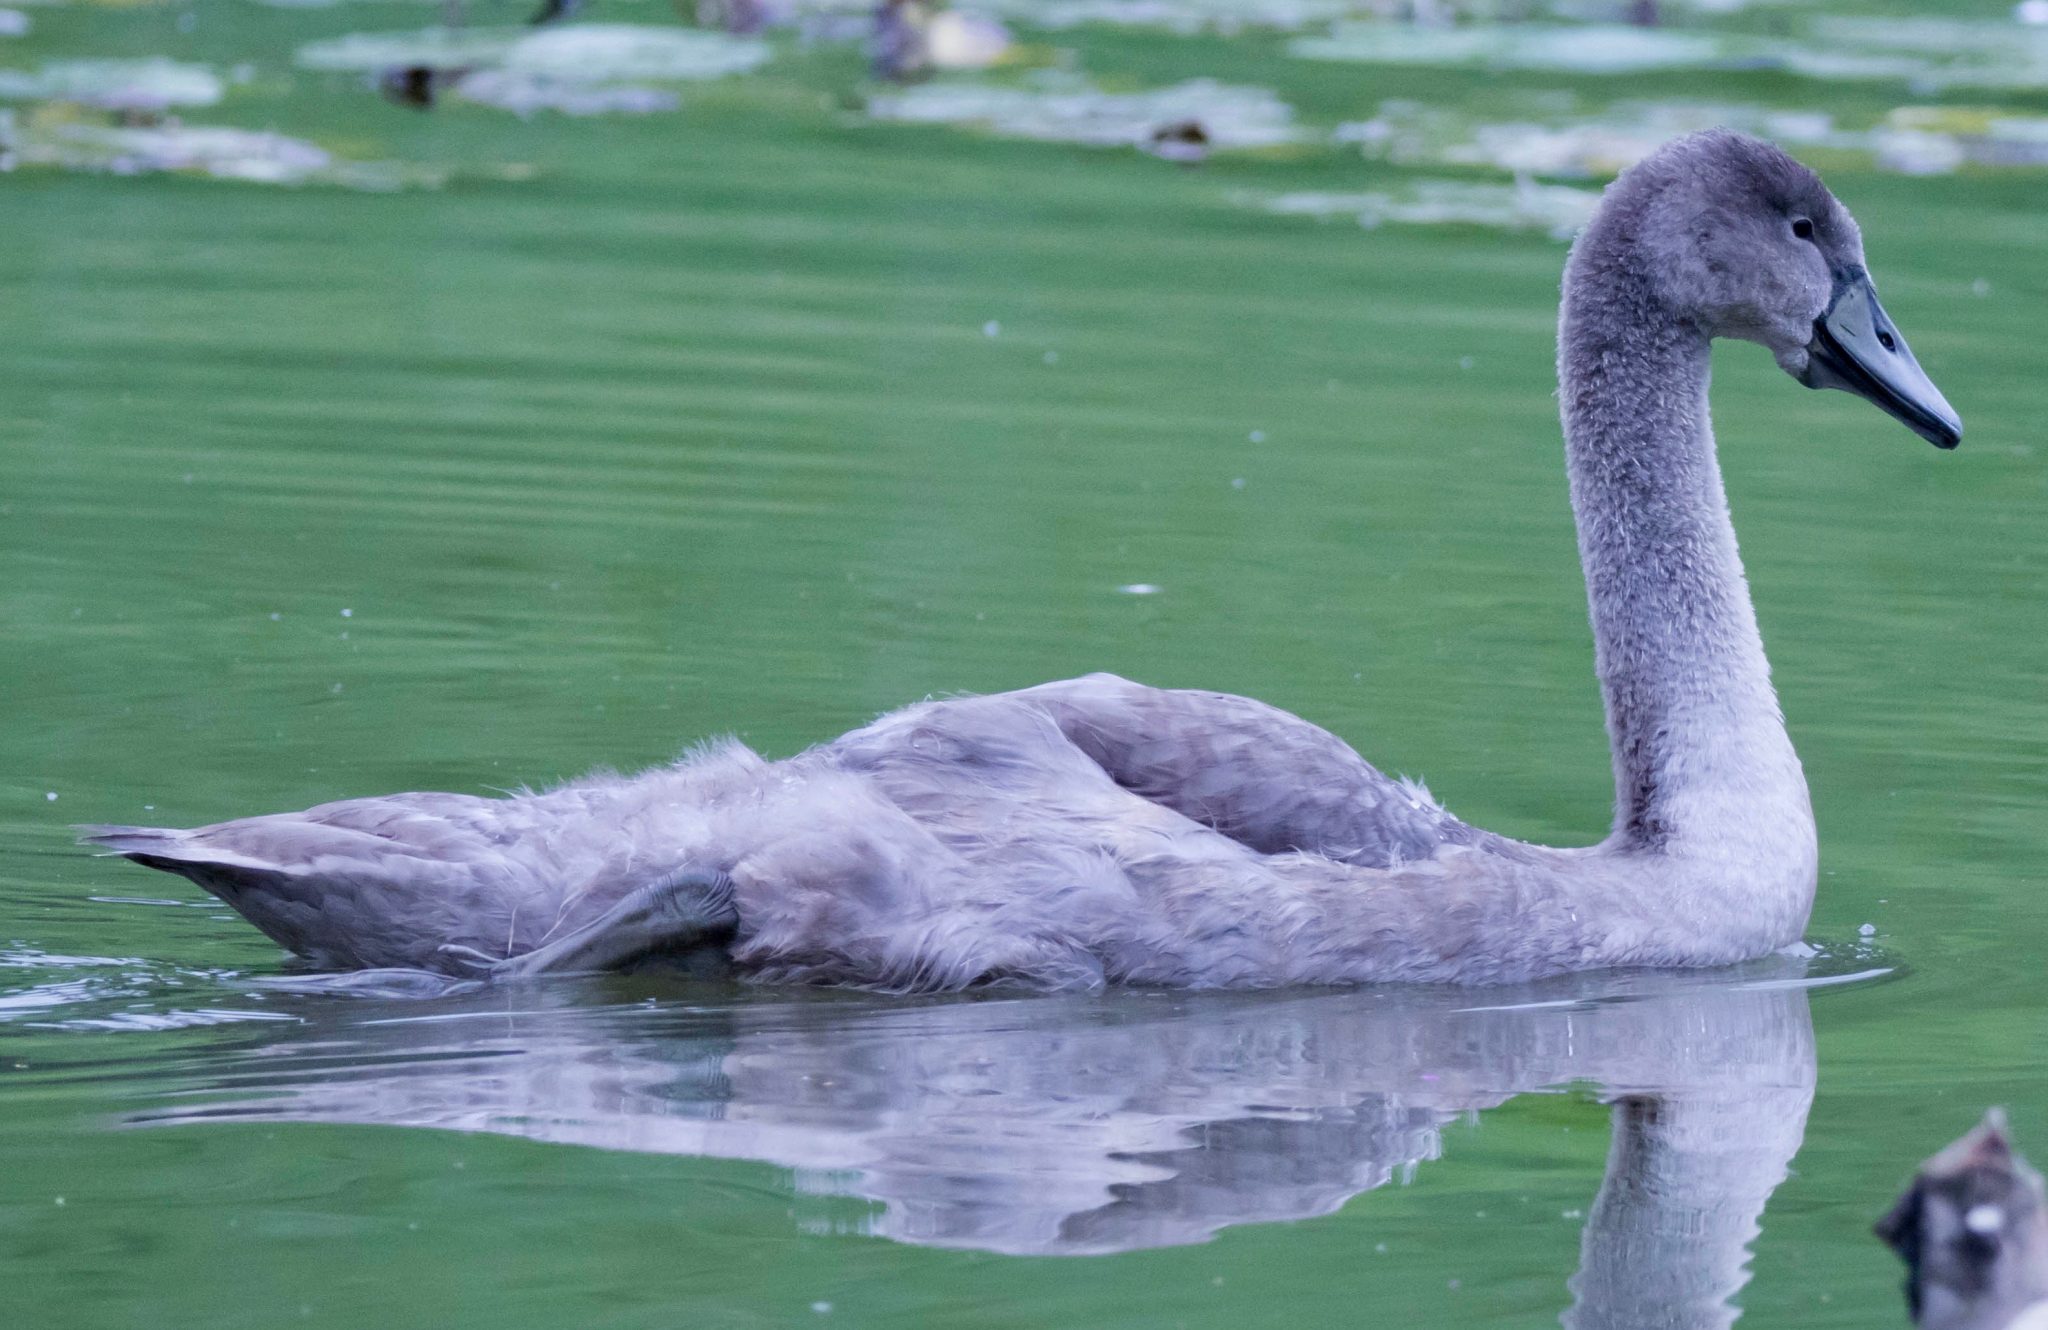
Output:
[{"xmin": 1809, "ymin": 278, "xmax": 1962, "ymax": 453}]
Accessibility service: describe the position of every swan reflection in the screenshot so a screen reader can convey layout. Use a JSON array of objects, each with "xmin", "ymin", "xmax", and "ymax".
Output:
[{"xmin": 145, "ymin": 959, "xmax": 1857, "ymax": 1319}]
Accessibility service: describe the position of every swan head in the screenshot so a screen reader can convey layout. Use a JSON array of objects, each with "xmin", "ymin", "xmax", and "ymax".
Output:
[{"xmin": 1605, "ymin": 129, "xmax": 1962, "ymax": 449}]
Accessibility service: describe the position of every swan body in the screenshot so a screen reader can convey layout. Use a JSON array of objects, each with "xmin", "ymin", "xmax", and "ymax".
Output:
[{"xmin": 87, "ymin": 131, "xmax": 1961, "ymax": 991}]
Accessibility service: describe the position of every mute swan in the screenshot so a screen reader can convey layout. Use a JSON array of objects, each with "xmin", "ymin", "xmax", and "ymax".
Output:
[{"xmin": 86, "ymin": 131, "xmax": 1962, "ymax": 991}]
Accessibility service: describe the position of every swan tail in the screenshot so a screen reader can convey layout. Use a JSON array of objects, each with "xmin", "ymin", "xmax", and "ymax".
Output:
[
  {"xmin": 79, "ymin": 796, "xmax": 588, "ymax": 973},
  {"xmin": 80, "ymin": 824, "xmax": 290, "ymax": 880},
  {"xmin": 78, "ymin": 766, "xmax": 758, "ymax": 975},
  {"xmin": 83, "ymin": 821, "xmax": 383, "ymax": 968},
  {"xmin": 79, "ymin": 818, "xmax": 433, "ymax": 968}
]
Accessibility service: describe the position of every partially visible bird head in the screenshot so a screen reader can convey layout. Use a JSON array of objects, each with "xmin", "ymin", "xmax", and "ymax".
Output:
[
  {"xmin": 1878, "ymin": 1110, "xmax": 2048, "ymax": 1330},
  {"xmin": 1581, "ymin": 129, "xmax": 1962, "ymax": 448}
]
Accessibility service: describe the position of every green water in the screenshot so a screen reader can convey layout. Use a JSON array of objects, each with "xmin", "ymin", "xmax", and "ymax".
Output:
[{"xmin": 4, "ymin": 2, "xmax": 2047, "ymax": 1326}]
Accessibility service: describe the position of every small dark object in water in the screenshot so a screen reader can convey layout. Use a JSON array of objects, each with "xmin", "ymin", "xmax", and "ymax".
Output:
[
  {"xmin": 386, "ymin": 0, "xmax": 565, "ymax": 109},
  {"xmin": 1879, "ymin": 1111, "xmax": 2048, "ymax": 1329},
  {"xmin": 379, "ymin": 65, "xmax": 468, "ymax": 110},
  {"xmin": 1148, "ymin": 119, "xmax": 1210, "ymax": 164}
]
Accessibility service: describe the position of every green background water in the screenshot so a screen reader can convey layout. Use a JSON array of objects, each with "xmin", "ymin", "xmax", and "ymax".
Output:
[{"xmin": 3, "ymin": 2, "xmax": 2045, "ymax": 1326}]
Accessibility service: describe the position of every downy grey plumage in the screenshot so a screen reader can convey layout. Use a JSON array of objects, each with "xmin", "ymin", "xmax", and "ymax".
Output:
[{"xmin": 85, "ymin": 131, "xmax": 1963, "ymax": 991}]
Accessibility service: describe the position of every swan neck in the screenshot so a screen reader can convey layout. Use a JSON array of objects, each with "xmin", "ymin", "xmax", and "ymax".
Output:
[{"xmin": 1558, "ymin": 255, "xmax": 1812, "ymax": 860}]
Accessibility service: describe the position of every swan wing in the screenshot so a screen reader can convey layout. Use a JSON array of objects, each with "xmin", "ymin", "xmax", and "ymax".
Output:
[{"xmin": 1014, "ymin": 674, "xmax": 1469, "ymax": 867}]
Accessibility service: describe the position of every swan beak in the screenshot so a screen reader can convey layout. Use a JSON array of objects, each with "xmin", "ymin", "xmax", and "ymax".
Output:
[{"xmin": 1800, "ymin": 269, "xmax": 1963, "ymax": 449}]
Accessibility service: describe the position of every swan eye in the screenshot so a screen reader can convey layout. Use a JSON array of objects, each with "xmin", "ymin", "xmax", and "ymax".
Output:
[{"xmin": 1791, "ymin": 218, "xmax": 1815, "ymax": 240}]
